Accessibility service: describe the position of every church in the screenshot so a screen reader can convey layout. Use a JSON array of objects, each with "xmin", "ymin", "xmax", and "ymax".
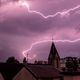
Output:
[
  {"xmin": 0, "ymin": 41, "xmax": 80, "ymax": 80},
  {"xmin": 0, "ymin": 41, "xmax": 63, "ymax": 80},
  {"xmin": 48, "ymin": 41, "xmax": 60, "ymax": 68}
]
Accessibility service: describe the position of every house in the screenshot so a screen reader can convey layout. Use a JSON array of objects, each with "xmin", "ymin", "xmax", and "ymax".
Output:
[
  {"xmin": 13, "ymin": 64, "xmax": 62, "ymax": 80},
  {"xmin": 61, "ymin": 71, "xmax": 80, "ymax": 80},
  {"xmin": 13, "ymin": 41, "xmax": 62, "ymax": 80},
  {"xmin": 0, "ymin": 73, "xmax": 4, "ymax": 80},
  {"xmin": 0, "ymin": 63, "xmax": 62, "ymax": 80},
  {"xmin": 0, "ymin": 41, "xmax": 62, "ymax": 80}
]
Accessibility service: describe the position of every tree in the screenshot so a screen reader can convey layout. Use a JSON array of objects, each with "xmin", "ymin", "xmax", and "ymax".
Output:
[
  {"xmin": 72, "ymin": 57, "xmax": 78, "ymax": 71},
  {"xmin": 65, "ymin": 57, "xmax": 73, "ymax": 72},
  {"xmin": 6, "ymin": 56, "xmax": 19, "ymax": 64},
  {"xmin": 65, "ymin": 57, "xmax": 78, "ymax": 72}
]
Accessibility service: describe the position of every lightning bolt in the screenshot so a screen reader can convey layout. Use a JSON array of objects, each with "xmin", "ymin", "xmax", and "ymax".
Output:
[
  {"xmin": 22, "ymin": 39, "xmax": 80, "ymax": 59},
  {"xmin": 17, "ymin": 1, "xmax": 80, "ymax": 59},
  {"xmin": 0, "ymin": 1, "xmax": 80, "ymax": 59},
  {"xmin": 18, "ymin": 0, "xmax": 80, "ymax": 18}
]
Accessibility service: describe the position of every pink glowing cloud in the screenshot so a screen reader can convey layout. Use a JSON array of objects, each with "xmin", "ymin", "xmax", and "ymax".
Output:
[{"xmin": 0, "ymin": 0, "xmax": 80, "ymax": 62}]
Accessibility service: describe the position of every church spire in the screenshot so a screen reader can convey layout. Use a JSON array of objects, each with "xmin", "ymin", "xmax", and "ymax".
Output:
[
  {"xmin": 48, "ymin": 40, "xmax": 60, "ymax": 68},
  {"xmin": 50, "ymin": 42, "xmax": 58, "ymax": 56}
]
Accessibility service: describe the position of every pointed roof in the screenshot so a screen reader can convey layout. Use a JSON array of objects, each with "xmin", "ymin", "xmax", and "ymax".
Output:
[{"xmin": 48, "ymin": 41, "xmax": 60, "ymax": 59}]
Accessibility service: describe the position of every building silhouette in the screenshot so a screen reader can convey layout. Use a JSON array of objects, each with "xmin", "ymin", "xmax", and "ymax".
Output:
[
  {"xmin": 0, "ymin": 41, "xmax": 63, "ymax": 80},
  {"xmin": 48, "ymin": 41, "xmax": 60, "ymax": 68},
  {"xmin": 0, "ymin": 41, "xmax": 80, "ymax": 80}
]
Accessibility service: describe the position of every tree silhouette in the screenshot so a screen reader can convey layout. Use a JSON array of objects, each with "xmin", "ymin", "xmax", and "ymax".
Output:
[
  {"xmin": 72, "ymin": 57, "xmax": 78, "ymax": 71},
  {"xmin": 6, "ymin": 56, "xmax": 19, "ymax": 64},
  {"xmin": 65, "ymin": 57, "xmax": 73, "ymax": 72},
  {"xmin": 65, "ymin": 57, "xmax": 78, "ymax": 72}
]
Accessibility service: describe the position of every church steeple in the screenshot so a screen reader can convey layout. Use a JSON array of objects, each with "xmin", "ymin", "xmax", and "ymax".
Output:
[{"xmin": 48, "ymin": 41, "xmax": 60, "ymax": 68}]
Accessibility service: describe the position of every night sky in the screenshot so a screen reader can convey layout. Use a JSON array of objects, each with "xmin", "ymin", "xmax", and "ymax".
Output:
[{"xmin": 0, "ymin": 0, "xmax": 80, "ymax": 62}]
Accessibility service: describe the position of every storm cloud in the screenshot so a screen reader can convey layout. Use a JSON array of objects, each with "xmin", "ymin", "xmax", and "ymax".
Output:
[{"xmin": 0, "ymin": 0, "xmax": 80, "ymax": 62}]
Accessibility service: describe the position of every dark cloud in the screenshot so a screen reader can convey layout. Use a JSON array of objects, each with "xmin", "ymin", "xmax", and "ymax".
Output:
[
  {"xmin": 0, "ymin": 1, "xmax": 80, "ymax": 36},
  {"xmin": 0, "ymin": 4, "xmax": 52, "ymax": 36},
  {"xmin": 0, "ymin": 0, "xmax": 80, "ymax": 62},
  {"xmin": 0, "ymin": 42, "xmax": 23, "ymax": 62}
]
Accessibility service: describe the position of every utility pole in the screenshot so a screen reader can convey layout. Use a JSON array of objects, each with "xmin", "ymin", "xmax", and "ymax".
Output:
[{"xmin": 27, "ymin": 53, "xmax": 29, "ymax": 63}]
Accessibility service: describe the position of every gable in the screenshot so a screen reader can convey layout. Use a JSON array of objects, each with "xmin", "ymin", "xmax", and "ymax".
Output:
[
  {"xmin": 13, "ymin": 67, "xmax": 36, "ymax": 80},
  {"xmin": 0, "ymin": 73, "xmax": 4, "ymax": 80}
]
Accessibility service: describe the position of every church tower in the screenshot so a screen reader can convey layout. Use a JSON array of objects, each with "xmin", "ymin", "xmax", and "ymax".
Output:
[{"xmin": 48, "ymin": 41, "xmax": 60, "ymax": 68}]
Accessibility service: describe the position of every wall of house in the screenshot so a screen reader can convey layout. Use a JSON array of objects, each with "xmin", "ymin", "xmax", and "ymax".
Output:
[
  {"xmin": 0, "ymin": 73, "xmax": 4, "ymax": 80},
  {"xmin": 64, "ymin": 76, "xmax": 73, "ymax": 80},
  {"xmin": 73, "ymin": 76, "xmax": 80, "ymax": 80},
  {"xmin": 13, "ymin": 67, "xmax": 36, "ymax": 80},
  {"xmin": 64, "ymin": 75, "xmax": 80, "ymax": 80}
]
